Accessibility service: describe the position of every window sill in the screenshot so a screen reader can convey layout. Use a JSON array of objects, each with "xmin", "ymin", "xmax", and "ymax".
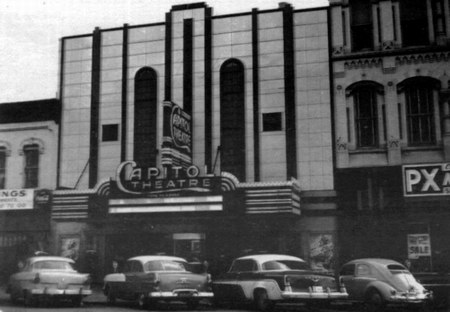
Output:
[
  {"xmin": 401, "ymin": 145, "xmax": 442, "ymax": 152},
  {"xmin": 348, "ymin": 148, "xmax": 386, "ymax": 155}
]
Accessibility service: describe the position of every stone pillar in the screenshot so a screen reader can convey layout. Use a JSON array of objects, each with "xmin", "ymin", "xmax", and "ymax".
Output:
[
  {"xmin": 385, "ymin": 80, "xmax": 402, "ymax": 165},
  {"xmin": 334, "ymin": 80, "xmax": 349, "ymax": 168}
]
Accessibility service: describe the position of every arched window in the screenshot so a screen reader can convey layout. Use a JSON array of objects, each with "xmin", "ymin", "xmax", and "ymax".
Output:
[
  {"xmin": 347, "ymin": 81, "xmax": 384, "ymax": 148},
  {"xmin": 350, "ymin": 0, "xmax": 373, "ymax": 51},
  {"xmin": 220, "ymin": 59, "xmax": 246, "ymax": 181},
  {"xmin": 24, "ymin": 144, "xmax": 39, "ymax": 188},
  {"xmin": 134, "ymin": 67, "xmax": 158, "ymax": 167},
  {"xmin": 0, "ymin": 147, "xmax": 6, "ymax": 189},
  {"xmin": 398, "ymin": 77, "xmax": 440, "ymax": 146}
]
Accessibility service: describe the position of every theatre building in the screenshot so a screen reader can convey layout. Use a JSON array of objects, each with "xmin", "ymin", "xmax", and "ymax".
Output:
[
  {"xmin": 0, "ymin": 99, "xmax": 59, "ymax": 281},
  {"xmin": 54, "ymin": 2, "xmax": 338, "ymax": 279},
  {"xmin": 330, "ymin": 0, "xmax": 450, "ymax": 271}
]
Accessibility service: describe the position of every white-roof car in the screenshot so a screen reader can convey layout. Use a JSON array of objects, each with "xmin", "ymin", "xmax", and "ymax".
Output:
[
  {"xmin": 103, "ymin": 255, "xmax": 213, "ymax": 309},
  {"xmin": 6, "ymin": 256, "xmax": 92, "ymax": 307},
  {"xmin": 212, "ymin": 254, "xmax": 348, "ymax": 311}
]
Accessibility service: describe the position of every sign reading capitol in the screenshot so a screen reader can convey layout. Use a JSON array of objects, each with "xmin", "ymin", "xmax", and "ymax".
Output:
[{"xmin": 114, "ymin": 161, "xmax": 222, "ymax": 196}]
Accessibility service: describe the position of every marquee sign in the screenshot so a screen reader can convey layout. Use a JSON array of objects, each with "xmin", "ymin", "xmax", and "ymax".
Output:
[
  {"xmin": 161, "ymin": 101, "xmax": 192, "ymax": 168},
  {"xmin": 0, "ymin": 189, "xmax": 34, "ymax": 210},
  {"xmin": 402, "ymin": 163, "xmax": 450, "ymax": 197},
  {"xmin": 114, "ymin": 161, "xmax": 221, "ymax": 196}
]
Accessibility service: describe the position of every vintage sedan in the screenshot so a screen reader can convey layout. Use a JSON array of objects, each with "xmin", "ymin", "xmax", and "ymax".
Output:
[
  {"xmin": 212, "ymin": 254, "xmax": 348, "ymax": 311},
  {"xmin": 103, "ymin": 255, "xmax": 213, "ymax": 309},
  {"xmin": 6, "ymin": 256, "xmax": 92, "ymax": 306},
  {"xmin": 339, "ymin": 258, "xmax": 432, "ymax": 311}
]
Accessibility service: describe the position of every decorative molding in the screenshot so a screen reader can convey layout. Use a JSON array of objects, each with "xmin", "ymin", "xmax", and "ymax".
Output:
[
  {"xmin": 396, "ymin": 52, "xmax": 450, "ymax": 65},
  {"xmin": 387, "ymin": 137, "xmax": 401, "ymax": 150},
  {"xmin": 18, "ymin": 137, "xmax": 45, "ymax": 155},
  {"xmin": 336, "ymin": 137, "xmax": 348, "ymax": 152},
  {"xmin": 0, "ymin": 141, "xmax": 12, "ymax": 156},
  {"xmin": 382, "ymin": 40, "xmax": 394, "ymax": 51},
  {"xmin": 344, "ymin": 57, "xmax": 382, "ymax": 70},
  {"xmin": 332, "ymin": 45, "xmax": 344, "ymax": 56}
]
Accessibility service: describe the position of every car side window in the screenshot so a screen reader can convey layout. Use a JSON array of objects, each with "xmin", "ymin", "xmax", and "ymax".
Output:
[
  {"xmin": 131, "ymin": 261, "xmax": 144, "ymax": 273},
  {"xmin": 356, "ymin": 264, "xmax": 371, "ymax": 276},
  {"xmin": 229, "ymin": 259, "xmax": 257, "ymax": 272},
  {"xmin": 340, "ymin": 264, "xmax": 355, "ymax": 276},
  {"xmin": 123, "ymin": 261, "xmax": 133, "ymax": 273}
]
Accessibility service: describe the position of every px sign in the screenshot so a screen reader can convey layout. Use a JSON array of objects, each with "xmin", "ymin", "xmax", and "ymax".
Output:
[{"xmin": 403, "ymin": 163, "xmax": 450, "ymax": 197}]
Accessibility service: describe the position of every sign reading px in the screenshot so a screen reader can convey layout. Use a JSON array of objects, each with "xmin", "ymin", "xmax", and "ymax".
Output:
[{"xmin": 403, "ymin": 163, "xmax": 450, "ymax": 197}]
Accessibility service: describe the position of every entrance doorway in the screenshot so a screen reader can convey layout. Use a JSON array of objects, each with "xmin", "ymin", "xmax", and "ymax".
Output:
[{"xmin": 173, "ymin": 233, "xmax": 205, "ymax": 260}]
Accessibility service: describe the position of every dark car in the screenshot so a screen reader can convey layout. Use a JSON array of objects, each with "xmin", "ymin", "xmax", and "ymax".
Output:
[
  {"xmin": 212, "ymin": 254, "xmax": 348, "ymax": 311},
  {"xmin": 103, "ymin": 255, "xmax": 213, "ymax": 309},
  {"xmin": 6, "ymin": 256, "xmax": 92, "ymax": 306},
  {"xmin": 339, "ymin": 258, "xmax": 432, "ymax": 311}
]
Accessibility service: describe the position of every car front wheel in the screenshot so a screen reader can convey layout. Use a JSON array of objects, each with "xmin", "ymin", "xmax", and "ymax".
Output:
[
  {"xmin": 137, "ymin": 293, "xmax": 148, "ymax": 310},
  {"xmin": 254, "ymin": 289, "xmax": 274, "ymax": 312},
  {"xmin": 105, "ymin": 285, "xmax": 116, "ymax": 305},
  {"xmin": 365, "ymin": 289, "xmax": 385, "ymax": 312}
]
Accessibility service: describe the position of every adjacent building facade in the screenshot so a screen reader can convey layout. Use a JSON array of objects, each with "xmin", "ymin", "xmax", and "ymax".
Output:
[{"xmin": 329, "ymin": 0, "xmax": 450, "ymax": 271}]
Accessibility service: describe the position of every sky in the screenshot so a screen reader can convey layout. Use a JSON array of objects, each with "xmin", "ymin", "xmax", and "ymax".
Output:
[{"xmin": 0, "ymin": 0, "xmax": 328, "ymax": 103}]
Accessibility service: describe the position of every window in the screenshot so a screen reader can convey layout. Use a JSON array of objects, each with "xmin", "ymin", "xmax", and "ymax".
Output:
[
  {"xmin": 350, "ymin": 0, "xmax": 373, "ymax": 51},
  {"xmin": 347, "ymin": 82, "xmax": 383, "ymax": 148},
  {"xmin": 262, "ymin": 113, "xmax": 282, "ymax": 131},
  {"xmin": 400, "ymin": 78, "xmax": 440, "ymax": 146},
  {"xmin": 399, "ymin": 0, "xmax": 429, "ymax": 47},
  {"xmin": 432, "ymin": 0, "xmax": 446, "ymax": 37},
  {"xmin": 340, "ymin": 264, "xmax": 355, "ymax": 276},
  {"xmin": 356, "ymin": 264, "xmax": 371, "ymax": 276},
  {"xmin": 229, "ymin": 259, "xmax": 257, "ymax": 272},
  {"xmin": 220, "ymin": 59, "xmax": 246, "ymax": 181},
  {"xmin": 24, "ymin": 144, "xmax": 39, "ymax": 188},
  {"xmin": 102, "ymin": 124, "xmax": 119, "ymax": 142},
  {"xmin": 134, "ymin": 67, "xmax": 157, "ymax": 167},
  {"xmin": 0, "ymin": 147, "xmax": 5, "ymax": 189}
]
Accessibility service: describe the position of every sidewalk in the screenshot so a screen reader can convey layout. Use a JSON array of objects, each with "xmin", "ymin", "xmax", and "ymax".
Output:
[{"xmin": 0, "ymin": 284, "xmax": 107, "ymax": 304}]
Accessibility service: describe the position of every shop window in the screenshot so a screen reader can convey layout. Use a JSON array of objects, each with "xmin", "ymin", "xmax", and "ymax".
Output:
[
  {"xmin": 262, "ymin": 112, "xmax": 282, "ymax": 132},
  {"xmin": 399, "ymin": 0, "xmax": 429, "ymax": 47},
  {"xmin": 350, "ymin": 0, "xmax": 373, "ymax": 51},
  {"xmin": 347, "ymin": 81, "xmax": 384, "ymax": 149},
  {"xmin": 0, "ymin": 147, "xmax": 5, "ymax": 189},
  {"xmin": 399, "ymin": 77, "xmax": 440, "ymax": 146},
  {"xmin": 220, "ymin": 59, "xmax": 246, "ymax": 181},
  {"xmin": 102, "ymin": 124, "xmax": 119, "ymax": 142},
  {"xmin": 134, "ymin": 67, "xmax": 157, "ymax": 167},
  {"xmin": 23, "ymin": 144, "xmax": 39, "ymax": 188}
]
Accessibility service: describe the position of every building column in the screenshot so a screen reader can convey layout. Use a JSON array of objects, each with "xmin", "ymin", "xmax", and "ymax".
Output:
[
  {"xmin": 442, "ymin": 89, "xmax": 450, "ymax": 160},
  {"xmin": 385, "ymin": 80, "xmax": 401, "ymax": 165},
  {"xmin": 334, "ymin": 81, "xmax": 349, "ymax": 167}
]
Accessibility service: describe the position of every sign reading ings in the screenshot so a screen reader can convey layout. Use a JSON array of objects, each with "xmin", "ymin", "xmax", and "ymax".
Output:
[
  {"xmin": 115, "ymin": 161, "xmax": 221, "ymax": 196},
  {"xmin": 0, "ymin": 189, "xmax": 34, "ymax": 210},
  {"xmin": 403, "ymin": 163, "xmax": 450, "ymax": 197}
]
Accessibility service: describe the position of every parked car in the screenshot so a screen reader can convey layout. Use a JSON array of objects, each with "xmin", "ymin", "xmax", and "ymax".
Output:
[
  {"xmin": 212, "ymin": 254, "xmax": 348, "ymax": 311},
  {"xmin": 6, "ymin": 256, "xmax": 92, "ymax": 306},
  {"xmin": 339, "ymin": 258, "xmax": 432, "ymax": 311},
  {"xmin": 103, "ymin": 255, "xmax": 213, "ymax": 309}
]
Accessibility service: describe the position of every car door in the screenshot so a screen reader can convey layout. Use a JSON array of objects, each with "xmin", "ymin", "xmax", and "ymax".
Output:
[
  {"xmin": 214, "ymin": 259, "xmax": 253, "ymax": 301},
  {"xmin": 125, "ymin": 260, "xmax": 145, "ymax": 296},
  {"xmin": 351, "ymin": 263, "xmax": 374, "ymax": 299},
  {"xmin": 236, "ymin": 259, "xmax": 258, "ymax": 300}
]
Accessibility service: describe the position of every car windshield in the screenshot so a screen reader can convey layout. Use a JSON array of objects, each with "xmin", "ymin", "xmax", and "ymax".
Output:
[
  {"xmin": 144, "ymin": 260, "xmax": 187, "ymax": 272},
  {"xmin": 262, "ymin": 260, "xmax": 309, "ymax": 271},
  {"xmin": 387, "ymin": 264, "xmax": 410, "ymax": 274},
  {"xmin": 32, "ymin": 260, "xmax": 74, "ymax": 271}
]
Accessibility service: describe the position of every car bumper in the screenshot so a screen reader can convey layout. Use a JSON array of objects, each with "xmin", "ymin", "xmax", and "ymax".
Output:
[
  {"xmin": 281, "ymin": 291, "xmax": 349, "ymax": 300},
  {"xmin": 30, "ymin": 288, "xmax": 92, "ymax": 296},
  {"xmin": 149, "ymin": 289, "xmax": 214, "ymax": 299},
  {"xmin": 389, "ymin": 292, "xmax": 432, "ymax": 304}
]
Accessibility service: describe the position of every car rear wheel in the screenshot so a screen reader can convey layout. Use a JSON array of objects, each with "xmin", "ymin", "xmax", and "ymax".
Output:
[
  {"xmin": 186, "ymin": 299, "xmax": 199, "ymax": 310},
  {"xmin": 23, "ymin": 291, "xmax": 35, "ymax": 307},
  {"xmin": 105, "ymin": 285, "xmax": 116, "ymax": 305},
  {"xmin": 137, "ymin": 293, "xmax": 148, "ymax": 310},
  {"xmin": 254, "ymin": 289, "xmax": 274, "ymax": 312},
  {"xmin": 71, "ymin": 296, "xmax": 83, "ymax": 307},
  {"xmin": 365, "ymin": 289, "xmax": 385, "ymax": 312}
]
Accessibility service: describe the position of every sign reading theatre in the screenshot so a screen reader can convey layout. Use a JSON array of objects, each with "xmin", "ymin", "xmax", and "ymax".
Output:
[
  {"xmin": 403, "ymin": 163, "xmax": 450, "ymax": 197},
  {"xmin": 115, "ymin": 161, "xmax": 221, "ymax": 196}
]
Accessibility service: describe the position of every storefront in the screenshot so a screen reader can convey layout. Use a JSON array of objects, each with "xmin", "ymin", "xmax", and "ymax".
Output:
[
  {"xmin": 337, "ymin": 163, "xmax": 450, "ymax": 272},
  {"xmin": 0, "ymin": 189, "xmax": 51, "ymax": 282}
]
